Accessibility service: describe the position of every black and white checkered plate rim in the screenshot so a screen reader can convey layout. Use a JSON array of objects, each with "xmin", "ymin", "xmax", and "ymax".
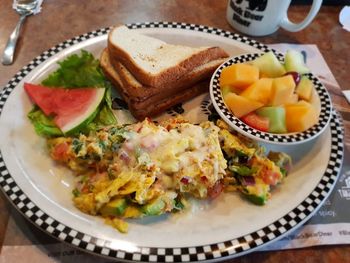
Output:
[
  {"xmin": 0, "ymin": 22, "xmax": 344, "ymax": 262},
  {"xmin": 211, "ymin": 53, "xmax": 333, "ymax": 145}
]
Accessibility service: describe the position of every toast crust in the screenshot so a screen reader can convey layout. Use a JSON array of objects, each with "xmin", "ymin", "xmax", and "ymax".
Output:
[
  {"xmin": 100, "ymin": 49, "xmax": 124, "ymax": 88},
  {"xmin": 100, "ymin": 49, "xmax": 211, "ymax": 120},
  {"xmin": 113, "ymin": 58, "xmax": 225, "ymax": 103},
  {"xmin": 127, "ymin": 81, "xmax": 208, "ymax": 120},
  {"xmin": 101, "ymin": 25, "xmax": 229, "ymax": 120},
  {"xmin": 107, "ymin": 26, "xmax": 228, "ymax": 88},
  {"xmin": 100, "ymin": 48, "xmax": 225, "ymax": 105}
]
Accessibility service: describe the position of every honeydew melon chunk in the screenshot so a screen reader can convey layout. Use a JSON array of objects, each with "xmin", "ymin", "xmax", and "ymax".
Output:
[
  {"xmin": 270, "ymin": 75, "xmax": 296, "ymax": 106},
  {"xmin": 256, "ymin": 106, "xmax": 287, "ymax": 133},
  {"xmin": 295, "ymin": 76, "xmax": 313, "ymax": 101},
  {"xmin": 224, "ymin": 93, "xmax": 263, "ymax": 118},
  {"xmin": 220, "ymin": 63, "xmax": 259, "ymax": 89},
  {"xmin": 221, "ymin": 85, "xmax": 240, "ymax": 98},
  {"xmin": 221, "ymin": 85, "xmax": 231, "ymax": 98},
  {"xmin": 284, "ymin": 100, "xmax": 318, "ymax": 132},
  {"xmin": 284, "ymin": 50, "xmax": 310, "ymax": 74},
  {"xmin": 240, "ymin": 78, "xmax": 273, "ymax": 105},
  {"xmin": 251, "ymin": 51, "xmax": 286, "ymax": 78}
]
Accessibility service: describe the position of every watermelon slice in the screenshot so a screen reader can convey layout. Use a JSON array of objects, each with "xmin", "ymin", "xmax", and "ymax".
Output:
[{"xmin": 24, "ymin": 83, "xmax": 105, "ymax": 134}]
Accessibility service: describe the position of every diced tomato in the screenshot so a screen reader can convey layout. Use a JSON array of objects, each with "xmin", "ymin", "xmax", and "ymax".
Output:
[
  {"xmin": 261, "ymin": 170, "xmax": 281, "ymax": 186},
  {"xmin": 241, "ymin": 113, "xmax": 269, "ymax": 132},
  {"xmin": 207, "ymin": 181, "xmax": 224, "ymax": 199},
  {"xmin": 51, "ymin": 142, "xmax": 70, "ymax": 161},
  {"xmin": 200, "ymin": 176, "xmax": 208, "ymax": 183},
  {"xmin": 81, "ymin": 184, "xmax": 90, "ymax": 194},
  {"xmin": 91, "ymin": 172, "xmax": 108, "ymax": 182}
]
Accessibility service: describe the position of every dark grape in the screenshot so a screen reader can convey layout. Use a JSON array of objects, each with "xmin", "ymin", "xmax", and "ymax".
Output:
[{"xmin": 284, "ymin": 71, "xmax": 301, "ymax": 86}]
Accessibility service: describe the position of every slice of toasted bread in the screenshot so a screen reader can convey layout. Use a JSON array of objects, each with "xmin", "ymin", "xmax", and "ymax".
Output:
[
  {"xmin": 128, "ymin": 81, "xmax": 208, "ymax": 120},
  {"xmin": 100, "ymin": 49, "xmax": 212, "ymax": 120},
  {"xmin": 114, "ymin": 60, "xmax": 225, "ymax": 104},
  {"xmin": 100, "ymin": 48, "xmax": 225, "ymax": 103},
  {"xmin": 107, "ymin": 25, "xmax": 228, "ymax": 88},
  {"xmin": 100, "ymin": 49, "xmax": 124, "ymax": 89}
]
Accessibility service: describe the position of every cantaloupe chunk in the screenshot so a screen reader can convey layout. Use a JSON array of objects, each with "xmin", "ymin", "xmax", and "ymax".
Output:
[
  {"xmin": 270, "ymin": 75, "xmax": 296, "ymax": 106},
  {"xmin": 285, "ymin": 93, "xmax": 299, "ymax": 104},
  {"xmin": 220, "ymin": 64, "xmax": 259, "ymax": 89},
  {"xmin": 240, "ymin": 78, "xmax": 273, "ymax": 105},
  {"xmin": 309, "ymin": 87, "xmax": 321, "ymax": 117},
  {"xmin": 224, "ymin": 93, "xmax": 263, "ymax": 118},
  {"xmin": 295, "ymin": 76, "xmax": 313, "ymax": 101},
  {"xmin": 284, "ymin": 101, "xmax": 318, "ymax": 132}
]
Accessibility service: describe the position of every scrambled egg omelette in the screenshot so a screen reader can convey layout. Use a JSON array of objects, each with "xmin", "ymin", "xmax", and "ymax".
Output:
[{"xmin": 47, "ymin": 118, "xmax": 291, "ymax": 233}]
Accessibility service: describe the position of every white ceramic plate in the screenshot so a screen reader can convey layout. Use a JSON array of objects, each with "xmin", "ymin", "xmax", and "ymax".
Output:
[
  {"xmin": 0, "ymin": 22, "xmax": 344, "ymax": 262},
  {"xmin": 210, "ymin": 52, "xmax": 332, "ymax": 145}
]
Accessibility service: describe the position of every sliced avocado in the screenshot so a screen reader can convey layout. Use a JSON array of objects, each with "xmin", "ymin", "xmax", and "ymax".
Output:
[
  {"xmin": 105, "ymin": 217, "xmax": 129, "ymax": 233},
  {"xmin": 245, "ymin": 194, "xmax": 267, "ymax": 206},
  {"xmin": 235, "ymin": 150, "xmax": 250, "ymax": 164},
  {"xmin": 141, "ymin": 198, "xmax": 166, "ymax": 216},
  {"xmin": 267, "ymin": 151, "xmax": 292, "ymax": 175},
  {"xmin": 241, "ymin": 184, "xmax": 269, "ymax": 205},
  {"xmin": 229, "ymin": 165, "xmax": 256, "ymax": 176},
  {"xmin": 174, "ymin": 197, "xmax": 186, "ymax": 211},
  {"xmin": 99, "ymin": 197, "xmax": 128, "ymax": 216}
]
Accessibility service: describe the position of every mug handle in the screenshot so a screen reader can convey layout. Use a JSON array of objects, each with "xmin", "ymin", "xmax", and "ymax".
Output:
[{"xmin": 280, "ymin": 0, "xmax": 322, "ymax": 32}]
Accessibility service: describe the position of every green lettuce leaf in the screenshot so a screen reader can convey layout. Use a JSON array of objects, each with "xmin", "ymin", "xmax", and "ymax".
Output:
[
  {"xmin": 97, "ymin": 83, "xmax": 117, "ymax": 126},
  {"xmin": 42, "ymin": 50, "xmax": 106, "ymax": 88},
  {"xmin": 28, "ymin": 50, "xmax": 117, "ymax": 137},
  {"xmin": 27, "ymin": 106, "xmax": 63, "ymax": 137}
]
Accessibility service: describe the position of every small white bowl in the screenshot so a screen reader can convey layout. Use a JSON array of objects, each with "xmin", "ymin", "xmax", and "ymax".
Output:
[{"xmin": 209, "ymin": 52, "xmax": 332, "ymax": 145}]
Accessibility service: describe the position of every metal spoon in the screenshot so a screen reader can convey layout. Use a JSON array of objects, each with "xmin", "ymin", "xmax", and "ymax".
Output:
[{"xmin": 2, "ymin": 0, "xmax": 38, "ymax": 65}]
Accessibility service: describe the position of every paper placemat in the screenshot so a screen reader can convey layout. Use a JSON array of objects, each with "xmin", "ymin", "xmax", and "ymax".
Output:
[{"xmin": 1, "ymin": 44, "xmax": 349, "ymax": 262}]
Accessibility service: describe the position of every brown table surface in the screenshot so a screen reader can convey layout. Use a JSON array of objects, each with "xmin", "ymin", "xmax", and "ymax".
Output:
[{"xmin": 0, "ymin": 0, "xmax": 350, "ymax": 262}]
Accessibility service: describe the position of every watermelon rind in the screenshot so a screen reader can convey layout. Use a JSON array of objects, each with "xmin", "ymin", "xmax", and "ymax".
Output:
[{"xmin": 61, "ymin": 88, "xmax": 106, "ymax": 134}]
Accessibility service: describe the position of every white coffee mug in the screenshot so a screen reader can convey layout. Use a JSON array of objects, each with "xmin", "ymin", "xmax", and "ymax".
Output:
[{"xmin": 226, "ymin": 0, "xmax": 323, "ymax": 36}]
